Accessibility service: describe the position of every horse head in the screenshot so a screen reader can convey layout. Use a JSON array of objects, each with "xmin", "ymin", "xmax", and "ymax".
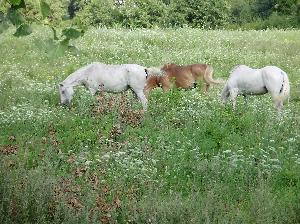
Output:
[{"xmin": 58, "ymin": 83, "xmax": 74, "ymax": 106}]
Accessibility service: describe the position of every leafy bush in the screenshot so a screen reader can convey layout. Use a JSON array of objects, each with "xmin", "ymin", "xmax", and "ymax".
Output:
[
  {"xmin": 184, "ymin": 0, "xmax": 230, "ymax": 28},
  {"xmin": 2, "ymin": 0, "xmax": 300, "ymax": 30},
  {"xmin": 75, "ymin": 0, "xmax": 119, "ymax": 27},
  {"xmin": 264, "ymin": 12, "xmax": 298, "ymax": 28},
  {"xmin": 118, "ymin": 0, "xmax": 168, "ymax": 28},
  {"xmin": 228, "ymin": 0, "xmax": 300, "ymax": 29},
  {"xmin": 75, "ymin": 0, "xmax": 230, "ymax": 28}
]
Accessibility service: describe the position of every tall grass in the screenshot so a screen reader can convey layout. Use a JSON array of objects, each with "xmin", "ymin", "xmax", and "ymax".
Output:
[{"xmin": 0, "ymin": 27, "xmax": 300, "ymax": 223}]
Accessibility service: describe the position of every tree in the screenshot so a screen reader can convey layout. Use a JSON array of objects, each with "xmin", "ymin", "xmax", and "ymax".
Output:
[
  {"xmin": 253, "ymin": 0, "xmax": 275, "ymax": 18},
  {"xmin": 185, "ymin": 0, "xmax": 230, "ymax": 28},
  {"xmin": 118, "ymin": 0, "xmax": 167, "ymax": 28},
  {"xmin": 0, "ymin": 0, "xmax": 84, "ymax": 54},
  {"xmin": 68, "ymin": 0, "xmax": 81, "ymax": 19},
  {"xmin": 75, "ymin": 0, "xmax": 118, "ymax": 26}
]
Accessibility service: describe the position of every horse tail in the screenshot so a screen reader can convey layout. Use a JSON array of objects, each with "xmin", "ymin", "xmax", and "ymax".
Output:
[
  {"xmin": 203, "ymin": 65, "xmax": 224, "ymax": 84},
  {"xmin": 271, "ymin": 70, "xmax": 290, "ymax": 107},
  {"xmin": 278, "ymin": 71, "xmax": 290, "ymax": 102}
]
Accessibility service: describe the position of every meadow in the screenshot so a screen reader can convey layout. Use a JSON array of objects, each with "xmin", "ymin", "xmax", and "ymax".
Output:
[{"xmin": 0, "ymin": 27, "xmax": 300, "ymax": 223}]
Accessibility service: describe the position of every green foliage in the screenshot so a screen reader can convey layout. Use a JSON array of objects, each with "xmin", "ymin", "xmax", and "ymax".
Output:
[
  {"xmin": 75, "ymin": 0, "xmax": 118, "ymax": 27},
  {"xmin": 0, "ymin": 20, "xmax": 9, "ymax": 34},
  {"xmin": 75, "ymin": 0, "xmax": 230, "ymax": 28},
  {"xmin": 119, "ymin": 0, "xmax": 168, "ymax": 28},
  {"xmin": 60, "ymin": 27, "xmax": 84, "ymax": 47},
  {"xmin": 7, "ymin": 7, "xmax": 25, "ymax": 26},
  {"xmin": 13, "ymin": 22, "xmax": 32, "ymax": 36},
  {"xmin": 2, "ymin": 0, "xmax": 300, "ymax": 29},
  {"xmin": 0, "ymin": 0, "xmax": 84, "ymax": 56},
  {"xmin": 263, "ymin": 11, "xmax": 298, "ymax": 28},
  {"xmin": 51, "ymin": 26, "xmax": 59, "ymax": 40},
  {"xmin": 276, "ymin": 0, "xmax": 298, "ymax": 15},
  {"xmin": 75, "ymin": 0, "xmax": 168, "ymax": 28},
  {"xmin": 164, "ymin": 0, "xmax": 188, "ymax": 27},
  {"xmin": 184, "ymin": 0, "xmax": 230, "ymax": 28},
  {"xmin": 40, "ymin": 0, "xmax": 50, "ymax": 18},
  {"xmin": 254, "ymin": 0, "xmax": 276, "ymax": 19},
  {"xmin": 7, "ymin": 0, "xmax": 26, "ymax": 8},
  {"xmin": 62, "ymin": 27, "xmax": 83, "ymax": 39},
  {"xmin": 228, "ymin": 0, "xmax": 300, "ymax": 29},
  {"xmin": 230, "ymin": 0, "xmax": 255, "ymax": 24}
]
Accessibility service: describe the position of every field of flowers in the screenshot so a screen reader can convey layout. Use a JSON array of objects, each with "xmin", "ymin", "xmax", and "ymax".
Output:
[{"xmin": 0, "ymin": 27, "xmax": 300, "ymax": 223}]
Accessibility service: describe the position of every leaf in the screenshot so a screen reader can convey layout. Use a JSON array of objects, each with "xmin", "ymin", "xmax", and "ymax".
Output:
[
  {"xmin": 7, "ymin": 9, "xmax": 24, "ymax": 26},
  {"xmin": 0, "ymin": 12, "xmax": 6, "ymax": 22},
  {"xmin": 51, "ymin": 27, "xmax": 59, "ymax": 40},
  {"xmin": 34, "ymin": 38, "xmax": 57, "ymax": 54},
  {"xmin": 0, "ymin": 22, "xmax": 9, "ymax": 34},
  {"xmin": 8, "ymin": 0, "xmax": 22, "ymax": 6},
  {"xmin": 60, "ymin": 38, "xmax": 70, "ymax": 46},
  {"xmin": 61, "ymin": 15, "xmax": 70, "ymax": 21},
  {"xmin": 13, "ymin": 24, "xmax": 32, "ymax": 37},
  {"xmin": 61, "ymin": 28, "xmax": 83, "ymax": 40},
  {"xmin": 47, "ymin": 43, "xmax": 67, "ymax": 58},
  {"xmin": 0, "ymin": 13, "xmax": 9, "ymax": 33},
  {"xmin": 9, "ymin": 0, "xmax": 26, "ymax": 9},
  {"xmin": 68, "ymin": 45, "xmax": 80, "ymax": 55},
  {"xmin": 40, "ymin": 0, "xmax": 50, "ymax": 18}
]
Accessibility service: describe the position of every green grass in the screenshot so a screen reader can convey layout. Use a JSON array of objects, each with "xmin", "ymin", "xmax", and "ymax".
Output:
[{"xmin": 0, "ymin": 27, "xmax": 300, "ymax": 223}]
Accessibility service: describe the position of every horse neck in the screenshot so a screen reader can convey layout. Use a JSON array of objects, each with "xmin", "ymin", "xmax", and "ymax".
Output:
[{"xmin": 63, "ymin": 74, "xmax": 83, "ymax": 87}]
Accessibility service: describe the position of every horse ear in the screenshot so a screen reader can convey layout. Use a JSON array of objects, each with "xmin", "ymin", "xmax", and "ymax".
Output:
[{"xmin": 59, "ymin": 83, "xmax": 64, "ymax": 87}]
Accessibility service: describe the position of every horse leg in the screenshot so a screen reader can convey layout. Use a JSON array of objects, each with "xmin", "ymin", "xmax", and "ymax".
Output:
[
  {"xmin": 270, "ymin": 92, "xmax": 284, "ymax": 111},
  {"xmin": 229, "ymin": 88, "xmax": 239, "ymax": 109},
  {"xmin": 203, "ymin": 83, "xmax": 210, "ymax": 94},
  {"xmin": 277, "ymin": 101, "xmax": 283, "ymax": 110},
  {"xmin": 243, "ymin": 94, "xmax": 248, "ymax": 107},
  {"xmin": 89, "ymin": 88, "xmax": 97, "ymax": 95},
  {"xmin": 161, "ymin": 77, "xmax": 171, "ymax": 91},
  {"xmin": 135, "ymin": 90, "xmax": 148, "ymax": 111},
  {"xmin": 274, "ymin": 99, "xmax": 283, "ymax": 111},
  {"xmin": 87, "ymin": 83, "xmax": 100, "ymax": 95},
  {"xmin": 221, "ymin": 84, "xmax": 230, "ymax": 105}
]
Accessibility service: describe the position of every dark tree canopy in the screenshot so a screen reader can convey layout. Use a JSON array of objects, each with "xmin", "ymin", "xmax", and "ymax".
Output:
[{"xmin": 1, "ymin": 0, "xmax": 299, "ymax": 31}]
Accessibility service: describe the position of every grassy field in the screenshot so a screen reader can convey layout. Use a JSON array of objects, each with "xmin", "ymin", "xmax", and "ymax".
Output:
[{"xmin": 0, "ymin": 27, "xmax": 300, "ymax": 223}]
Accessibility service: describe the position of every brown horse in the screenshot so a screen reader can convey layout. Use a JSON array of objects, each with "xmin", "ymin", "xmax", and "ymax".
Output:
[{"xmin": 144, "ymin": 63, "xmax": 222, "ymax": 98}]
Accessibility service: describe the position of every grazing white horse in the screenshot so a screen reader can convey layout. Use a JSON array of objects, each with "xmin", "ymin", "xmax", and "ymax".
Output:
[
  {"xmin": 58, "ymin": 62, "xmax": 164, "ymax": 111},
  {"xmin": 221, "ymin": 65, "xmax": 290, "ymax": 110}
]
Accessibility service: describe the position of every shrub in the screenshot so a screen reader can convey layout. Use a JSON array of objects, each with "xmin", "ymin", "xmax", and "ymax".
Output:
[
  {"xmin": 75, "ymin": 0, "xmax": 119, "ymax": 27},
  {"xmin": 117, "ymin": 0, "xmax": 168, "ymax": 28},
  {"xmin": 184, "ymin": 0, "xmax": 230, "ymax": 28}
]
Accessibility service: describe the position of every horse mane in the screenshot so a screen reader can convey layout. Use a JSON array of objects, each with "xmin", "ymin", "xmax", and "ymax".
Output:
[
  {"xmin": 229, "ymin": 65, "xmax": 243, "ymax": 75},
  {"xmin": 62, "ymin": 63, "xmax": 98, "ymax": 87}
]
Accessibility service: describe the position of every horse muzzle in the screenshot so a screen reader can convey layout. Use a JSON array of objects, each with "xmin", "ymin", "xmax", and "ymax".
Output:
[{"xmin": 61, "ymin": 100, "xmax": 71, "ymax": 107}]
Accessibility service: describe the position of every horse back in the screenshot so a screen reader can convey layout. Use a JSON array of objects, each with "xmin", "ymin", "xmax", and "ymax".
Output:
[
  {"xmin": 189, "ymin": 64, "xmax": 209, "ymax": 80},
  {"xmin": 228, "ymin": 66, "xmax": 265, "ymax": 92}
]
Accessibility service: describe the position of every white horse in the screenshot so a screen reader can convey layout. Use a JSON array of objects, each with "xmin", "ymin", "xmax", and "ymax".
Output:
[
  {"xmin": 58, "ymin": 62, "xmax": 164, "ymax": 111},
  {"xmin": 221, "ymin": 65, "xmax": 290, "ymax": 110}
]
